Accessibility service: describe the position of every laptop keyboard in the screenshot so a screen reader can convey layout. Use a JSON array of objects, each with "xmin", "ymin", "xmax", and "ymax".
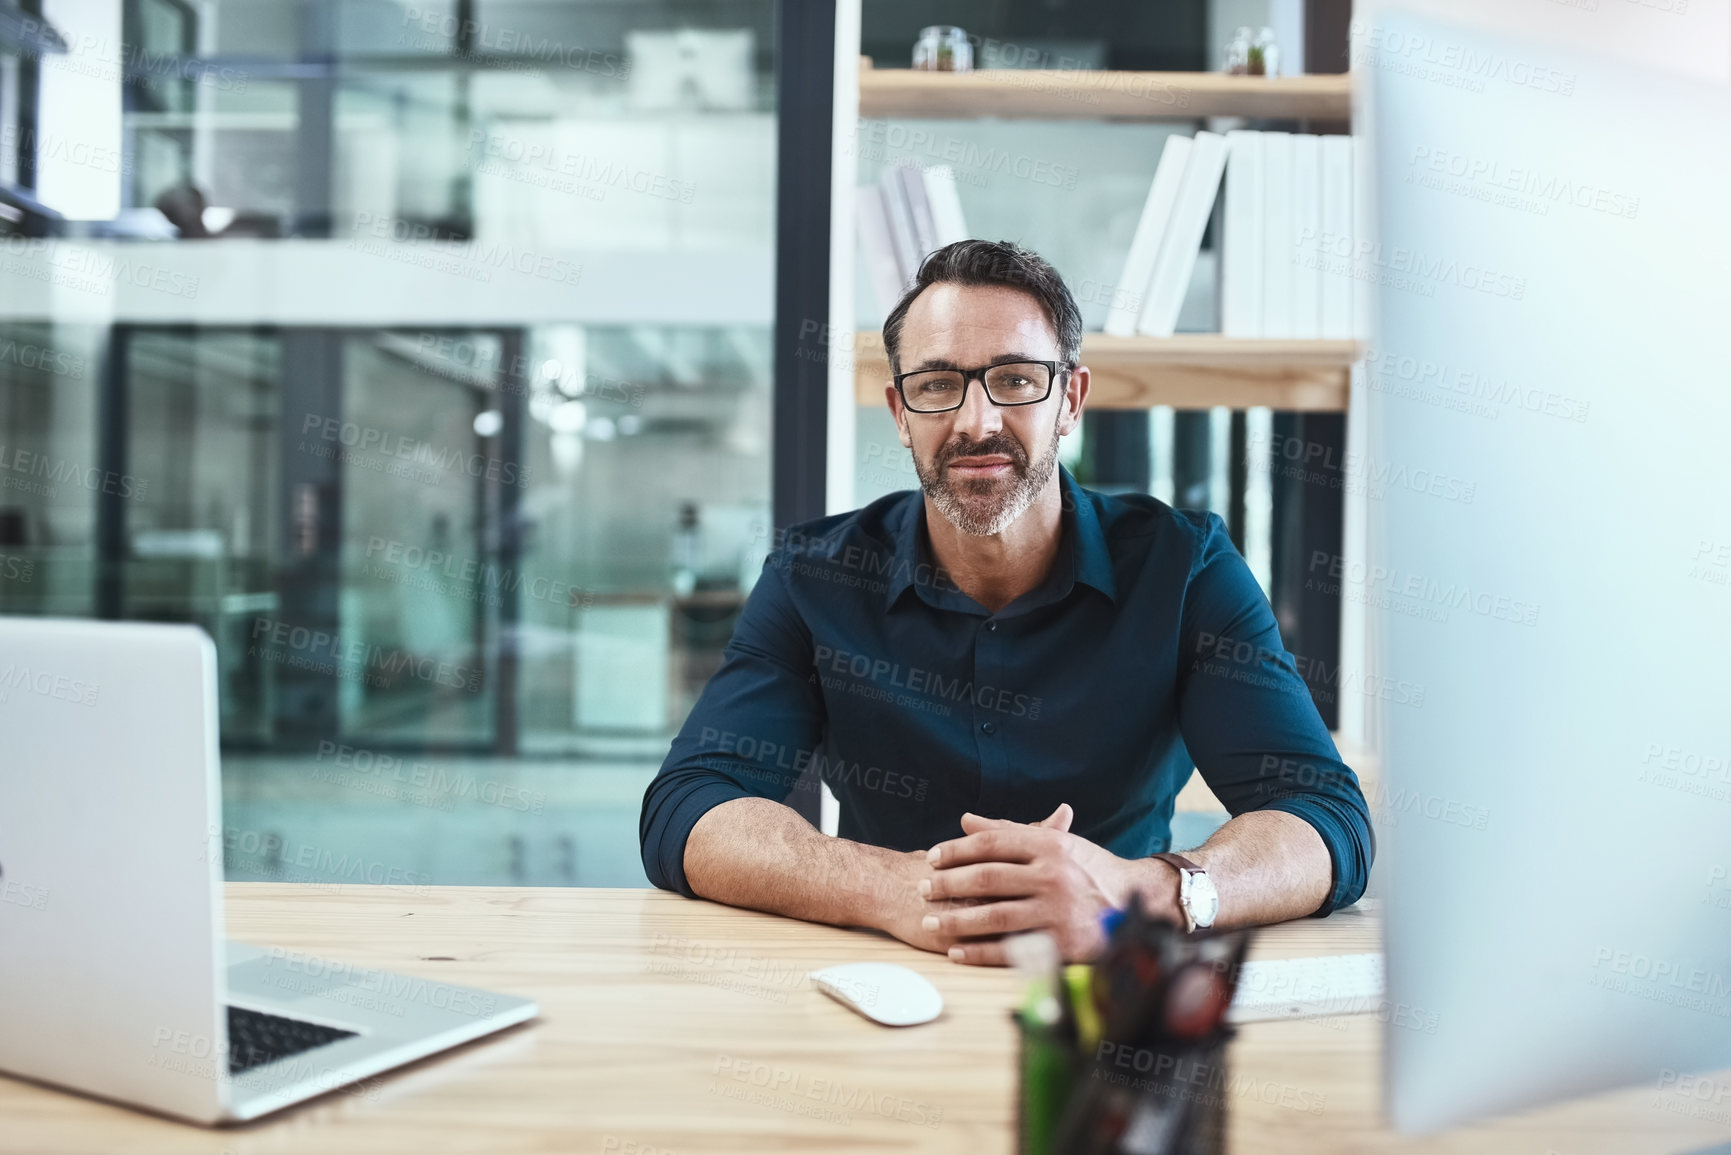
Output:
[{"xmin": 227, "ymin": 1005, "xmax": 357, "ymax": 1075}]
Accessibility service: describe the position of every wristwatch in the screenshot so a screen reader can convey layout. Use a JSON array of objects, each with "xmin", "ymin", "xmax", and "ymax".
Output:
[{"xmin": 1153, "ymin": 852, "xmax": 1219, "ymax": 933}]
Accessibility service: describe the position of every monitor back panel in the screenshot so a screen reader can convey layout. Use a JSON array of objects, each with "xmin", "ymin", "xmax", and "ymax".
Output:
[{"xmin": 1366, "ymin": 8, "xmax": 1731, "ymax": 1131}]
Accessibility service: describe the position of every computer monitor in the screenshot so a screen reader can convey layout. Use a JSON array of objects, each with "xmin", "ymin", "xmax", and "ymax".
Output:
[{"xmin": 1361, "ymin": 7, "xmax": 1731, "ymax": 1132}]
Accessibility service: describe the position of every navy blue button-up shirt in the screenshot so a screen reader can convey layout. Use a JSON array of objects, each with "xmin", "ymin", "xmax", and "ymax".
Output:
[{"xmin": 639, "ymin": 466, "xmax": 1373, "ymax": 915}]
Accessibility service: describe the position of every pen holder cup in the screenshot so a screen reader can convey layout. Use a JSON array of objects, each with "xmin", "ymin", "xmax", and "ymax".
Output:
[{"xmin": 1015, "ymin": 1016, "xmax": 1231, "ymax": 1155}]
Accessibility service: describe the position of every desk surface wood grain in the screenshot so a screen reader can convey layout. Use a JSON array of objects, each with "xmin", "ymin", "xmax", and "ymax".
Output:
[{"xmin": 3, "ymin": 885, "xmax": 1728, "ymax": 1154}]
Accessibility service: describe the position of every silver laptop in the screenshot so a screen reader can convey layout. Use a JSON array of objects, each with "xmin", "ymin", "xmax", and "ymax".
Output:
[{"xmin": 0, "ymin": 616, "xmax": 538, "ymax": 1124}]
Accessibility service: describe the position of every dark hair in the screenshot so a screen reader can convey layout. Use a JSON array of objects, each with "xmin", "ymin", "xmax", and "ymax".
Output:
[{"xmin": 881, "ymin": 239, "xmax": 1082, "ymax": 375}]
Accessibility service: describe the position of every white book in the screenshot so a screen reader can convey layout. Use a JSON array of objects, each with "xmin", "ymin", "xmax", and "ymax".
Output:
[
  {"xmin": 896, "ymin": 164, "xmax": 938, "ymax": 264},
  {"xmin": 1319, "ymin": 135, "xmax": 1354, "ymax": 339},
  {"xmin": 856, "ymin": 185, "xmax": 907, "ymax": 317},
  {"xmin": 878, "ymin": 165, "xmax": 922, "ymax": 287},
  {"xmin": 1290, "ymin": 134, "xmax": 1323, "ymax": 339},
  {"xmin": 1137, "ymin": 130, "xmax": 1229, "ymax": 338},
  {"xmin": 1351, "ymin": 134, "xmax": 1373, "ymax": 340},
  {"xmin": 1105, "ymin": 133, "xmax": 1192, "ymax": 337},
  {"xmin": 1260, "ymin": 131, "xmax": 1294, "ymax": 338},
  {"xmin": 1221, "ymin": 130, "xmax": 1264, "ymax": 338},
  {"xmin": 923, "ymin": 165, "xmax": 969, "ymax": 246}
]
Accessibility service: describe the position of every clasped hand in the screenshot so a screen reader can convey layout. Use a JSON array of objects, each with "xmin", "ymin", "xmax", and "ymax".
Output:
[{"xmin": 907, "ymin": 803, "xmax": 1162, "ymax": 966}]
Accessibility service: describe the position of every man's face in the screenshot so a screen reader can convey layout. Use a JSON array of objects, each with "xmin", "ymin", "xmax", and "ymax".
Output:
[{"xmin": 889, "ymin": 283, "xmax": 1085, "ymax": 537}]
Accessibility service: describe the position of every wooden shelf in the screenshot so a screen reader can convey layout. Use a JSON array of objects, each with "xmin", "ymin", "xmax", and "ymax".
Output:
[
  {"xmin": 858, "ymin": 59, "xmax": 1353, "ymax": 122},
  {"xmin": 852, "ymin": 331, "xmax": 1361, "ymax": 412}
]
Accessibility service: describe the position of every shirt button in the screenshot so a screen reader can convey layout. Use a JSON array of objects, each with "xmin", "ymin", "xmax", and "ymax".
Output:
[
  {"xmin": 987, "ymin": 621, "xmax": 998, "ymax": 631},
  {"xmin": 981, "ymin": 721, "xmax": 996, "ymax": 735}
]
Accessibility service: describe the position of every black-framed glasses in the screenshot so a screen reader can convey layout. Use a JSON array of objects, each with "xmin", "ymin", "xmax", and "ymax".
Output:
[{"xmin": 893, "ymin": 359, "xmax": 1070, "ymax": 414}]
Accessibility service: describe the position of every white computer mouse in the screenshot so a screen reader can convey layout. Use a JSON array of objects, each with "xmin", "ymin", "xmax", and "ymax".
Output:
[{"xmin": 810, "ymin": 962, "xmax": 944, "ymax": 1027}]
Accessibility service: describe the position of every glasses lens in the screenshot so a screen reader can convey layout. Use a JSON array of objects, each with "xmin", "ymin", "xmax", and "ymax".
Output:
[
  {"xmin": 984, "ymin": 362, "xmax": 1053, "ymax": 404},
  {"xmin": 902, "ymin": 371, "xmax": 966, "ymax": 411}
]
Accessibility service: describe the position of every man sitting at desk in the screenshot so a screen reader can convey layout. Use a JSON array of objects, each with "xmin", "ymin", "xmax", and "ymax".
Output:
[{"xmin": 639, "ymin": 240, "xmax": 1373, "ymax": 965}]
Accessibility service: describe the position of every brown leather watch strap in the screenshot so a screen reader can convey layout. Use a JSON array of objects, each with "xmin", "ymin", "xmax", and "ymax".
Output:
[{"xmin": 1153, "ymin": 852, "xmax": 1203, "ymax": 876}]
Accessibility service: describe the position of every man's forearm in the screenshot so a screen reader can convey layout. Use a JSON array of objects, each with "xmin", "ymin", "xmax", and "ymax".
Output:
[
  {"xmin": 1124, "ymin": 809, "xmax": 1335, "ymax": 928},
  {"xmin": 683, "ymin": 796, "xmax": 920, "ymax": 932}
]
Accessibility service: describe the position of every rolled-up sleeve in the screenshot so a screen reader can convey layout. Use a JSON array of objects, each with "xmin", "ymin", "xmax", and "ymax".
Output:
[
  {"xmin": 1173, "ymin": 514, "xmax": 1374, "ymax": 915},
  {"xmin": 638, "ymin": 556, "xmax": 827, "ymax": 896}
]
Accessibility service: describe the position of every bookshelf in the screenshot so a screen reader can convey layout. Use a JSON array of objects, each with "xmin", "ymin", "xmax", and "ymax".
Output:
[
  {"xmin": 851, "ymin": 331, "xmax": 1360, "ymax": 412},
  {"xmin": 852, "ymin": 58, "xmax": 1361, "ymax": 417},
  {"xmin": 858, "ymin": 58, "xmax": 1354, "ymax": 122}
]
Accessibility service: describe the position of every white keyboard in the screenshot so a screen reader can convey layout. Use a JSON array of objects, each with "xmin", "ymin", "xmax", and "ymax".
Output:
[{"xmin": 1227, "ymin": 952, "xmax": 1385, "ymax": 1023}]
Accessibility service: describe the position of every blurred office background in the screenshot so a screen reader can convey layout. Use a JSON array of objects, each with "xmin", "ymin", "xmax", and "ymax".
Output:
[{"xmin": 0, "ymin": 0, "xmax": 1322, "ymax": 887}]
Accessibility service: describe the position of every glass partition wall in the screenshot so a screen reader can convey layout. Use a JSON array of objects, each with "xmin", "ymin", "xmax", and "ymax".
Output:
[{"xmin": 0, "ymin": 0, "xmax": 776, "ymax": 886}]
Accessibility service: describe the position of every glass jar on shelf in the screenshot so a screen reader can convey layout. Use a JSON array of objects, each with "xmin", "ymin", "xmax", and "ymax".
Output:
[
  {"xmin": 1225, "ymin": 26, "xmax": 1252, "ymax": 75},
  {"xmin": 912, "ymin": 25, "xmax": 972, "ymax": 72},
  {"xmin": 1251, "ymin": 26, "xmax": 1280, "ymax": 77}
]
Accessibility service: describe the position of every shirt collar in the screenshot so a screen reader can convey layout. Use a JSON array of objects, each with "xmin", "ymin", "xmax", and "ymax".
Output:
[
  {"xmin": 883, "ymin": 465, "xmax": 1117, "ymax": 613},
  {"xmin": 1063, "ymin": 465, "xmax": 1118, "ymax": 605}
]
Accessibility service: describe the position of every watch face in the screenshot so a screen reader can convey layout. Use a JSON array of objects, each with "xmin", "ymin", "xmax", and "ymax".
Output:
[{"xmin": 1189, "ymin": 871, "xmax": 1220, "ymax": 928}]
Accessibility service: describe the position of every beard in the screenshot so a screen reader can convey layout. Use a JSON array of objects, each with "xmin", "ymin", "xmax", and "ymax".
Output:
[{"xmin": 911, "ymin": 412, "xmax": 1062, "ymax": 538}]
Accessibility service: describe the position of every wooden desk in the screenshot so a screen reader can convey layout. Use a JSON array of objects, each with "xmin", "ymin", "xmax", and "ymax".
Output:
[{"xmin": 5, "ymin": 886, "xmax": 1729, "ymax": 1154}]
